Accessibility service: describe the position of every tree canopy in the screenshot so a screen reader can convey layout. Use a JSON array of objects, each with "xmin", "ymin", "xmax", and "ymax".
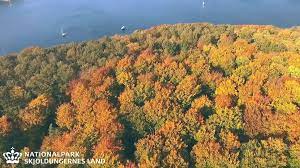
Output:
[{"xmin": 0, "ymin": 23, "xmax": 300, "ymax": 167}]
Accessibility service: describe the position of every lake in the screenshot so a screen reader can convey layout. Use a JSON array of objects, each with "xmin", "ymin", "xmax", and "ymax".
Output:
[{"xmin": 0, "ymin": 0, "xmax": 300, "ymax": 55}]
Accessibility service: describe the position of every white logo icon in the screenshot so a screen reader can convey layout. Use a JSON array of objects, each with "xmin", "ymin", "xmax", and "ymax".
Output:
[{"xmin": 2, "ymin": 147, "xmax": 22, "ymax": 164}]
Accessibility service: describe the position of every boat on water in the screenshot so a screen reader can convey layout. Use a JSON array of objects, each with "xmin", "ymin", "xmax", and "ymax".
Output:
[
  {"xmin": 61, "ymin": 28, "xmax": 67, "ymax": 37},
  {"xmin": 121, "ymin": 26, "xmax": 126, "ymax": 31},
  {"xmin": 61, "ymin": 32, "xmax": 67, "ymax": 37}
]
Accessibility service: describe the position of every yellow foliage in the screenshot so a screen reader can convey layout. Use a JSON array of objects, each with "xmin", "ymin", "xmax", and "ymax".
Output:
[
  {"xmin": 216, "ymin": 79, "xmax": 237, "ymax": 96},
  {"xmin": 56, "ymin": 103, "xmax": 75, "ymax": 129},
  {"xmin": 10, "ymin": 86, "xmax": 25, "ymax": 98},
  {"xmin": 19, "ymin": 94, "xmax": 52, "ymax": 129}
]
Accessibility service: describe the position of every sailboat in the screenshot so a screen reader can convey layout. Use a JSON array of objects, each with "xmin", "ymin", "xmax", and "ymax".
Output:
[
  {"xmin": 202, "ymin": 1, "xmax": 206, "ymax": 8},
  {"xmin": 61, "ymin": 28, "xmax": 67, "ymax": 37},
  {"xmin": 121, "ymin": 26, "xmax": 126, "ymax": 31}
]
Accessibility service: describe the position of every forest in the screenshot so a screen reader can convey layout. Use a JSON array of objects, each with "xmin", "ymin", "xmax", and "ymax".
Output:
[{"xmin": 0, "ymin": 23, "xmax": 300, "ymax": 167}]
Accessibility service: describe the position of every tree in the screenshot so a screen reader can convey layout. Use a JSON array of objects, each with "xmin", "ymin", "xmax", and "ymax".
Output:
[
  {"xmin": 0, "ymin": 23, "xmax": 300, "ymax": 166},
  {"xmin": 240, "ymin": 138, "xmax": 288, "ymax": 167},
  {"xmin": 288, "ymin": 140, "xmax": 300, "ymax": 167},
  {"xmin": 56, "ymin": 103, "xmax": 75, "ymax": 130},
  {"xmin": 192, "ymin": 126, "xmax": 240, "ymax": 167},
  {"xmin": 18, "ymin": 94, "xmax": 52, "ymax": 130},
  {"xmin": 42, "ymin": 66, "xmax": 125, "ymax": 167},
  {"xmin": 143, "ymin": 82, "xmax": 182, "ymax": 127},
  {"xmin": 209, "ymin": 45, "xmax": 236, "ymax": 75},
  {"xmin": 135, "ymin": 121, "xmax": 189, "ymax": 168},
  {"xmin": 175, "ymin": 75, "xmax": 201, "ymax": 108},
  {"xmin": 0, "ymin": 115, "xmax": 12, "ymax": 136},
  {"xmin": 155, "ymin": 56, "xmax": 187, "ymax": 84}
]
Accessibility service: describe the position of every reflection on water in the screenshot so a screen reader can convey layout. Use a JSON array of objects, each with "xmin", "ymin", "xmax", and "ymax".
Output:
[{"xmin": 0, "ymin": 0, "xmax": 299, "ymax": 54}]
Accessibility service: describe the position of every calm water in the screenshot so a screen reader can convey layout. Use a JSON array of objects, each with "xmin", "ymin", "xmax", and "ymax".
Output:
[{"xmin": 0, "ymin": 0, "xmax": 300, "ymax": 55}]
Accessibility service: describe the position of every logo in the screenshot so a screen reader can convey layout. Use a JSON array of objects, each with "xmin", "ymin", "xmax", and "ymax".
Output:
[
  {"xmin": 3, "ymin": 147, "xmax": 22, "ymax": 164},
  {"xmin": 1, "ymin": 148, "xmax": 105, "ymax": 165}
]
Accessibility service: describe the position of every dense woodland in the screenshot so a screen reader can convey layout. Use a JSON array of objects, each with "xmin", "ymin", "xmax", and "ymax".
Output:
[{"xmin": 0, "ymin": 23, "xmax": 300, "ymax": 167}]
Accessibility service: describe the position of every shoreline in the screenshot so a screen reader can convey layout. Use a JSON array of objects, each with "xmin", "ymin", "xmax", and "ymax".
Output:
[{"xmin": 1, "ymin": 23, "xmax": 300, "ymax": 57}]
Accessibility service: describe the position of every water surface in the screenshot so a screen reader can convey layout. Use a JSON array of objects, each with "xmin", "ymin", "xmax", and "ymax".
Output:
[{"xmin": 0, "ymin": 0, "xmax": 300, "ymax": 55}]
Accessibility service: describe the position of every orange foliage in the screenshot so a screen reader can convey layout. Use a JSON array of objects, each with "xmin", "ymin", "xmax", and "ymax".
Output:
[
  {"xmin": 0, "ymin": 115, "xmax": 12, "ymax": 136},
  {"xmin": 19, "ymin": 94, "xmax": 52, "ymax": 129},
  {"xmin": 56, "ymin": 103, "xmax": 75, "ymax": 129},
  {"xmin": 192, "ymin": 133, "xmax": 240, "ymax": 167},
  {"xmin": 155, "ymin": 56, "xmax": 187, "ymax": 84},
  {"xmin": 117, "ymin": 56, "xmax": 134, "ymax": 72},
  {"xmin": 215, "ymin": 94, "xmax": 234, "ymax": 108},
  {"xmin": 42, "ymin": 131, "xmax": 86, "ymax": 154},
  {"xmin": 175, "ymin": 75, "xmax": 201, "ymax": 106},
  {"xmin": 186, "ymin": 96, "xmax": 212, "ymax": 126},
  {"xmin": 136, "ymin": 121, "xmax": 188, "ymax": 167},
  {"xmin": 219, "ymin": 130, "xmax": 241, "ymax": 151},
  {"xmin": 209, "ymin": 45, "xmax": 236, "ymax": 74},
  {"xmin": 234, "ymin": 39, "xmax": 257, "ymax": 59},
  {"xmin": 92, "ymin": 100, "xmax": 123, "ymax": 135},
  {"xmin": 143, "ymin": 82, "xmax": 181, "ymax": 123},
  {"xmin": 70, "ymin": 81, "xmax": 94, "ymax": 114},
  {"xmin": 42, "ymin": 65, "xmax": 124, "ymax": 165},
  {"xmin": 127, "ymin": 42, "xmax": 141, "ymax": 55},
  {"xmin": 134, "ymin": 49, "xmax": 157, "ymax": 73},
  {"xmin": 8, "ymin": 24, "xmax": 299, "ymax": 167},
  {"xmin": 243, "ymin": 94, "xmax": 273, "ymax": 137},
  {"xmin": 93, "ymin": 136, "xmax": 123, "ymax": 163}
]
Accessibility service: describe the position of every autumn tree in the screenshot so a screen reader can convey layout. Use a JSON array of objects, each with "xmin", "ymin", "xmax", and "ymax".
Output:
[
  {"xmin": 0, "ymin": 115, "xmax": 12, "ymax": 136},
  {"xmin": 0, "ymin": 23, "xmax": 299, "ymax": 167},
  {"xmin": 191, "ymin": 126, "xmax": 240, "ymax": 167},
  {"xmin": 240, "ymin": 138, "xmax": 288, "ymax": 167},
  {"xmin": 42, "ymin": 66, "xmax": 125, "ymax": 167},
  {"xmin": 18, "ymin": 94, "xmax": 52, "ymax": 130},
  {"xmin": 136, "ymin": 121, "xmax": 189, "ymax": 168}
]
